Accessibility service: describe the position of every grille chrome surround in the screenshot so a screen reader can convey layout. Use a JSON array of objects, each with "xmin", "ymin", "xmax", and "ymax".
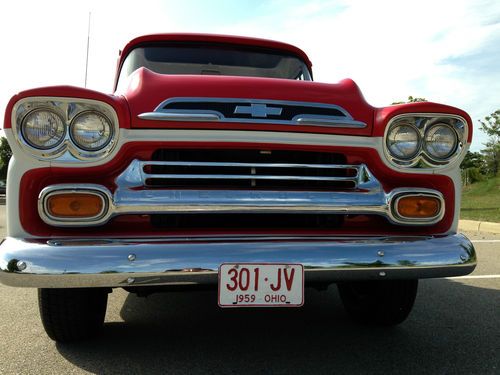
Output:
[{"xmin": 38, "ymin": 159, "xmax": 445, "ymax": 227}]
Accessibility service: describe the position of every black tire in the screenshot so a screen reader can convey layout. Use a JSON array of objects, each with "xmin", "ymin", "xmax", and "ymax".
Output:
[
  {"xmin": 38, "ymin": 288, "xmax": 109, "ymax": 342},
  {"xmin": 337, "ymin": 280, "xmax": 418, "ymax": 326}
]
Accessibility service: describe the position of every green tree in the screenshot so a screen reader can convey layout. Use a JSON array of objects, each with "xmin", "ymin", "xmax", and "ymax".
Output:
[
  {"xmin": 461, "ymin": 151, "xmax": 486, "ymax": 173},
  {"xmin": 0, "ymin": 137, "xmax": 12, "ymax": 180},
  {"xmin": 461, "ymin": 151, "xmax": 486, "ymax": 185},
  {"xmin": 392, "ymin": 96, "xmax": 428, "ymax": 105},
  {"xmin": 479, "ymin": 110, "xmax": 500, "ymax": 176}
]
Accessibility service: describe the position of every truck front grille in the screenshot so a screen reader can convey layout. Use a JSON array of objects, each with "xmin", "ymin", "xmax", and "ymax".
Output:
[{"xmin": 146, "ymin": 149, "xmax": 357, "ymax": 190}]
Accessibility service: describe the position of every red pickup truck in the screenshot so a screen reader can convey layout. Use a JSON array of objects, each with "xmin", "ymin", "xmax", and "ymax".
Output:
[{"xmin": 0, "ymin": 34, "xmax": 476, "ymax": 342}]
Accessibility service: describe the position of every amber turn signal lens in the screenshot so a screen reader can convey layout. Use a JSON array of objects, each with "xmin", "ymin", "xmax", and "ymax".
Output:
[
  {"xmin": 396, "ymin": 196, "xmax": 440, "ymax": 218},
  {"xmin": 47, "ymin": 193, "xmax": 104, "ymax": 218}
]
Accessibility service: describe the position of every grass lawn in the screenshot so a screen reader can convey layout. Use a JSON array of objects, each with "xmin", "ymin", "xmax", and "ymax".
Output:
[{"xmin": 461, "ymin": 176, "xmax": 500, "ymax": 222}]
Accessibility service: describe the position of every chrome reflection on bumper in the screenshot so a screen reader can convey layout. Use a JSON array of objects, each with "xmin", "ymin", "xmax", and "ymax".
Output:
[{"xmin": 0, "ymin": 234, "xmax": 476, "ymax": 288}]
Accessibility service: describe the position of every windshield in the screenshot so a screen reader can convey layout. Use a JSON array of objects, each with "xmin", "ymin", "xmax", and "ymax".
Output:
[{"xmin": 117, "ymin": 43, "xmax": 312, "ymax": 88}]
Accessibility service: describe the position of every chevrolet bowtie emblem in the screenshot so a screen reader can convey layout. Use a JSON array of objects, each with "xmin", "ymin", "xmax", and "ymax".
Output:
[{"xmin": 234, "ymin": 103, "xmax": 283, "ymax": 118}]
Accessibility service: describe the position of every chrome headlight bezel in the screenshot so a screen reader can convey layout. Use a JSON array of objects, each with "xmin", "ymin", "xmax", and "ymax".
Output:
[
  {"xmin": 12, "ymin": 97, "xmax": 119, "ymax": 161},
  {"xmin": 383, "ymin": 114, "xmax": 467, "ymax": 168}
]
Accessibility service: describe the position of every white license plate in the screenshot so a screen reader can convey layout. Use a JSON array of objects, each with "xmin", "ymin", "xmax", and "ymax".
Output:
[{"xmin": 218, "ymin": 263, "xmax": 304, "ymax": 307}]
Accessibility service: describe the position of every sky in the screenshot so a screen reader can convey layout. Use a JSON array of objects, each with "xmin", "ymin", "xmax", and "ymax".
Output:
[{"xmin": 0, "ymin": 0, "xmax": 499, "ymax": 151}]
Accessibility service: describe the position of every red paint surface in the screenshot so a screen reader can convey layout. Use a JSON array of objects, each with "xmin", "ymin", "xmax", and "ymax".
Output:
[{"xmin": 123, "ymin": 68, "xmax": 374, "ymax": 136}]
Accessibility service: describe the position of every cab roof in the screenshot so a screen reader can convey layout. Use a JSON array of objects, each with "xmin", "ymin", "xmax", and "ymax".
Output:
[{"xmin": 118, "ymin": 33, "xmax": 313, "ymax": 70}]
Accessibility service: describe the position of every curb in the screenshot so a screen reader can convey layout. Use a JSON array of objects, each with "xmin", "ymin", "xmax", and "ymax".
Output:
[{"xmin": 459, "ymin": 220, "xmax": 500, "ymax": 234}]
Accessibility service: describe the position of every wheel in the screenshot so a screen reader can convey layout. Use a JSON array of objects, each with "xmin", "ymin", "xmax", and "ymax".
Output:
[
  {"xmin": 38, "ymin": 288, "xmax": 109, "ymax": 342},
  {"xmin": 337, "ymin": 280, "xmax": 418, "ymax": 326}
]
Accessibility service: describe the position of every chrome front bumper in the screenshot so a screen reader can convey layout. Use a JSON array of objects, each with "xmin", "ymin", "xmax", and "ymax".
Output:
[{"xmin": 0, "ymin": 234, "xmax": 476, "ymax": 288}]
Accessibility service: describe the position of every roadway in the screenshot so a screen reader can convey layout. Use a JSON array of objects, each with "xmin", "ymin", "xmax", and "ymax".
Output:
[{"xmin": 0, "ymin": 205, "xmax": 499, "ymax": 374}]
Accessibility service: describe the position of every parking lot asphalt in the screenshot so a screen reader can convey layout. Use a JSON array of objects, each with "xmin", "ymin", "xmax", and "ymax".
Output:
[{"xmin": 0, "ymin": 205, "xmax": 499, "ymax": 374}]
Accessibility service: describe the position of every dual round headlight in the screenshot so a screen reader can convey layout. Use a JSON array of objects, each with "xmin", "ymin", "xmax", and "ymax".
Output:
[
  {"xmin": 386, "ymin": 121, "xmax": 459, "ymax": 162},
  {"xmin": 21, "ymin": 109, "xmax": 113, "ymax": 152},
  {"xmin": 423, "ymin": 124, "xmax": 457, "ymax": 159},
  {"xmin": 21, "ymin": 109, "xmax": 66, "ymax": 150},
  {"xmin": 386, "ymin": 123, "xmax": 420, "ymax": 159},
  {"xmin": 70, "ymin": 111, "xmax": 113, "ymax": 151}
]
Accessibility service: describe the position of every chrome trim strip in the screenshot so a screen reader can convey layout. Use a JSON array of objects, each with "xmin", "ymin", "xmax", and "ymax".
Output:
[
  {"xmin": 138, "ymin": 112, "xmax": 222, "ymax": 122},
  {"xmin": 138, "ymin": 97, "xmax": 367, "ymax": 128},
  {"xmin": 142, "ymin": 173, "xmax": 356, "ymax": 182},
  {"xmin": 138, "ymin": 111, "xmax": 367, "ymax": 128},
  {"xmin": 141, "ymin": 161, "xmax": 360, "ymax": 170},
  {"xmin": 0, "ymin": 234, "xmax": 476, "ymax": 288},
  {"xmin": 294, "ymin": 116, "xmax": 367, "ymax": 128}
]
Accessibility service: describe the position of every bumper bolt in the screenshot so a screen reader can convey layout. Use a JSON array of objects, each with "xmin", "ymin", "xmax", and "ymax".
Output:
[
  {"xmin": 377, "ymin": 251, "xmax": 385, "ymax": 257},
  {"xmin": 379, "ymin": 271, "xmax": 386, "ymax": 277},
  {"xmin": 128, "ymin": 254, "xmax": 137, "ymax": 262},
  {"xmin": 127, "ymin": 277, "xmax": 135, "ymax": 284},
  {"xmin": 16, "ymin": 261, "xmax": 27, "ymax": 271}
]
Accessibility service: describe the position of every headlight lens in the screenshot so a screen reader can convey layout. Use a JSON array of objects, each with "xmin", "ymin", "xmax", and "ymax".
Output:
[
  {"xmin": 386, "ymin": 124, "xmax": 420, "ymax": 159},
  {"xmin": 70, "ymin": 111, "xmax": 113, "ymax": 151},
  {"xmin": 21, "ymin": 109, "xmax": 65, "ymax": 150},
  {"xmin": 424, "ymin": 124, "xmax": 458, "ymax": 159}
]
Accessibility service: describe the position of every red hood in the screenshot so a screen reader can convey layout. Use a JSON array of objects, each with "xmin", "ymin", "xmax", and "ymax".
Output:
[{"xmin": 121, "ymin": 68, "xmax": 374, "ymax": 136}]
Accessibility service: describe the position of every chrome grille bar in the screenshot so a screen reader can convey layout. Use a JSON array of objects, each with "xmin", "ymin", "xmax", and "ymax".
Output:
[
  {"xmin": 142, "ymin": 161, "xmax": 359, "ymax": 170},
  {"xmin": 144, "ymin": 174, "xmax": 356, "ymax": 181},
  {"xmin": 140, "ymin": 160, "xmax": 361, "ymax": 187}
]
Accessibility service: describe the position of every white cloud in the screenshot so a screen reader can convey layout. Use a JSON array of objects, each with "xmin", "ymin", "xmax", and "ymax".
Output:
[{"xmin": 214, "ymin": 0, "xmax": 500, "ymax": 150}]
